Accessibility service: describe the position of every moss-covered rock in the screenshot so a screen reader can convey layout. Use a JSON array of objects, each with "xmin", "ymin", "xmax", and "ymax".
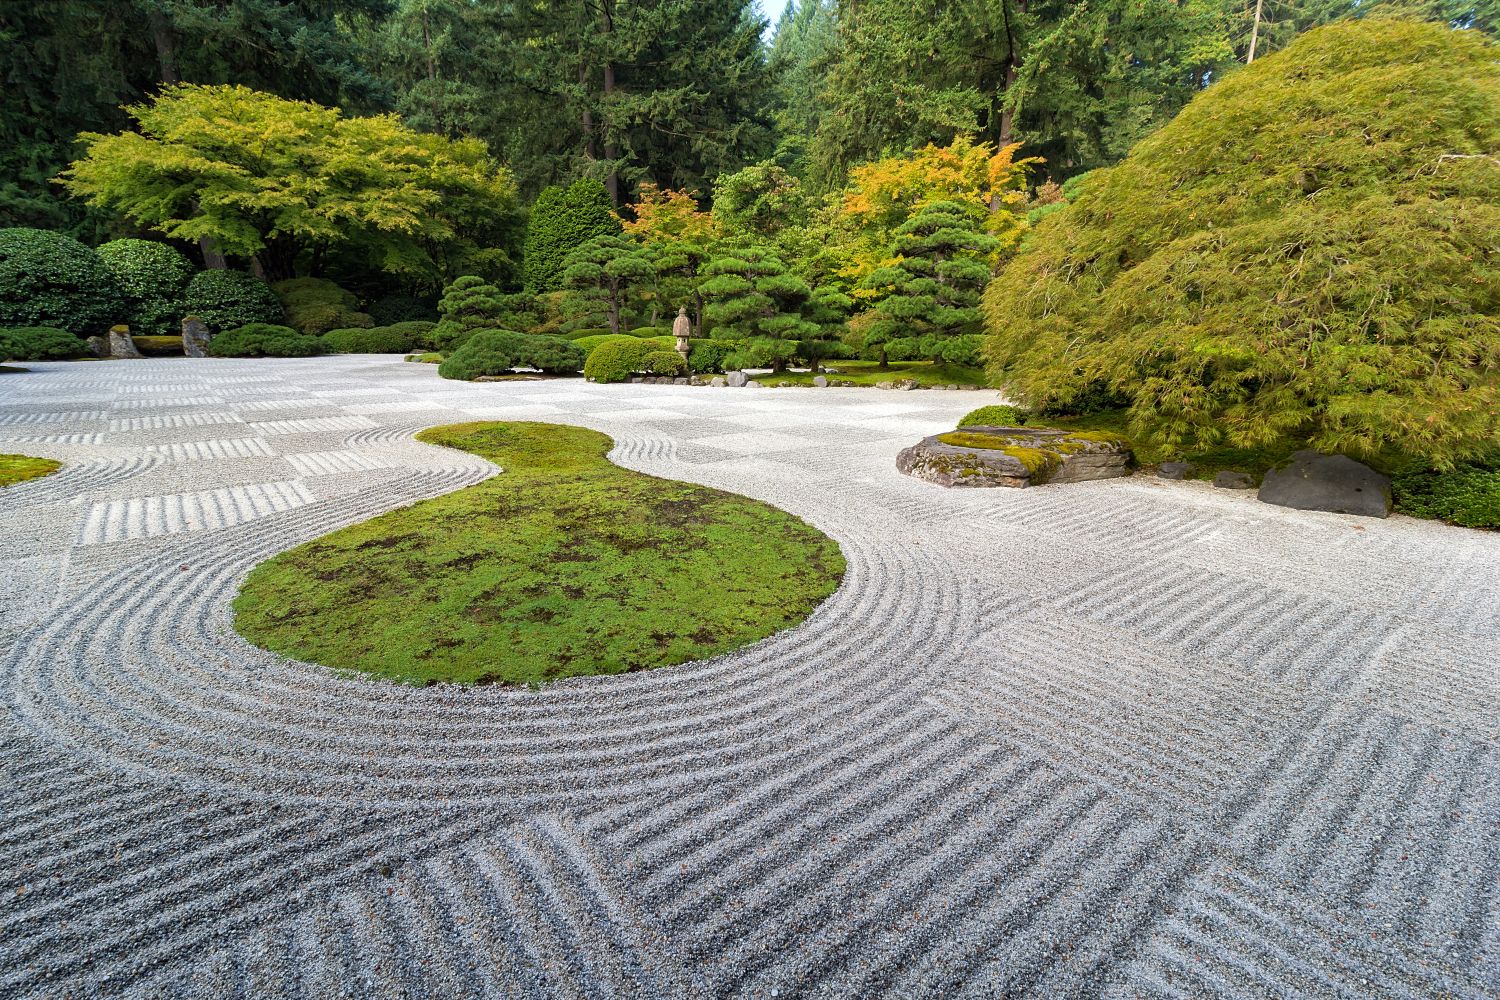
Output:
[{"xmin": 900, "ymin": 425, "xmax": 1132, "ymax": 488}]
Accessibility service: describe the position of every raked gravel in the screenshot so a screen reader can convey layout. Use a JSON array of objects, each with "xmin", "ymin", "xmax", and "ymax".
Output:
[{"xmin": 1, "ymin": 356, "xmax": 1497, "ymax": 999}]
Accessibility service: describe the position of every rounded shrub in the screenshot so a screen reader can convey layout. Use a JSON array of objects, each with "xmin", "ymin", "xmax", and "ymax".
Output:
[
  {"xmin": 629, "ymin": 326, "xmax": 671, "ymax": 338},
  {"xmin": 984, "ymin": 20, "xmax": 1500, "ymax": 470},
  {"xmin": 644, "ymin": 351, "xmax": 688, "ymax": 376},
  {"xmin": 688, "ymin": 339, "xmax": 737, "ymax": 374},
  {"xmin": 0, "ymin": 326, "xmax": 91, "ymax": 361},
  {"xmin": 97, "ymin": 239, "xmax": 195, "ymax": 335},
  {"xmin": 207, "ymin": 323, "xmax": 322, "ymax": 358},
  {"xmin": 438, "ymin": 330, "xmax": 585, "ymax": 381},
  {"xmin": 183, "ymin": 270, "xmax": 284, "ymax": 333},
  {"xmin": 321, "ymin": 325, "xmax": 420, "ymax": 354},
  {"xmin": 0, "ymin": 227, "xmax": 123, "ymax": 334},
  {"xmin": 583, "ymin": 338, "xmax": 654, "ymax": 383},
  {"xmin": 272, "ymin": 277, "xmax": 372, "ymax": 335},
  {"xmin": 564, "ymin": 327, "xmax": 613, "ymax": 341},
  {"xmin": 957, "ymin": 405, "xmax": 1027, "ymax": 428}
]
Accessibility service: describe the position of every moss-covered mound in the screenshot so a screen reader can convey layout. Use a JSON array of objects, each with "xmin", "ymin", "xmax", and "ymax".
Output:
[
  {"xmin": 234, "ymin": 422, "xmax": 845, "ymax": 685},
  {"xmin": 984, "ymin": 19, "xmax": 1500, "ymax": 470}
]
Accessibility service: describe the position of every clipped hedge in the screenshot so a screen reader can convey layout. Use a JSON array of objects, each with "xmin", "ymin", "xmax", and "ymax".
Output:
[
  {"xmin": 629, "ymin": 326, "xmax": 671, "ymax": 338},
  {"xmin": 438, "ymin": 330, "xmax": 586, "ymax": 381},
  {"xmin": 564, "ymin": 327, "xmax": 612, "ymax": 341},
  {"xmin": 0, "ymin": 228, "xmax": 122, "ymax": 333},
  {"xmin": 184, "ymin": 270, "xmax": 283, "ymax": 332},
  {"xmin": 583, "ymin": 338, "xmax": 654, "ymax": 383},
  {"xmin": 208, "ymin": 323, "xmax": 323, "ymax": 358},
  {"xmin": 0, "ymin": 326, "xmax": 91, "ymax": 361},
  {"xmin": 644, "ymin": 351, "xmax": 688, "ymax": 376},
  {"xmin": 572, "ymin": 333, "xmax": 639, "ymax": 357},
  {"xmin": 322, "ymin": 325, "xmax": 423, "ymax": 354},
  {"xmin": 958, "ymin": 405, "xmax": 1027, "ymax": 428},
  {"xmin": 97, "ymin": 239, "xmax": 196, "ymax": 336}
]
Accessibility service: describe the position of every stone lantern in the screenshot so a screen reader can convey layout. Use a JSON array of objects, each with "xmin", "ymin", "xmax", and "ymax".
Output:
[{"xmin": 672, "ymin": 305, "xmax": 692, "ymax": 364}]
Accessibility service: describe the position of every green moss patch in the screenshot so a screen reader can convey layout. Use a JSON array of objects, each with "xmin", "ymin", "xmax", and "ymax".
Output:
[
  {"xmin": 0, "ymin": 453, "xmax": 62, "ymax": 487},
  {"xmin": 234, "ymin": 422, "xmax": 845, "ymax": 686}
]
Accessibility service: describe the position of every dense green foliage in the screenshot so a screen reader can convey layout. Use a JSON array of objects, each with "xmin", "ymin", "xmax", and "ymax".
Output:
[
  {"xmin": 0, "ymin": 453, "xmax": 63, "ymax": 488},
  {"xmin": 523, "ymin": 180, "xmax": 621, "ymax": 293},
  {"xmin": 1393, "ymin": 463, "xmax": 1500, "ymax": 529},
  {"xmin": 958, "ymin": 404, "xmax": 1027, "ymax": 428},
  {"xmin": 97, "ymin": 239, "xmax": 195, "ymax": 336},
  {"xmin": 584, "ymin": 338, "xmax": 656, "ymax": 383},
  {"xmin": 437, "ymin": 330, "xmax": 585, "ymax": 380},
  {"xmin": 644, "ymin": 351, "xmax": 689, "ymax": 376},
  {"xmin": 701, "ymin": 241, "xmax": 824, "ymax": 372},
  {"xmin": 59, "ymin": 83, "xmax": 520, "ymax": 286},
  {"xmin": 985, "ymin": 20, "xmax": 1500, "ymax": 470},
  {"xmin": 432, "ymin": 275, "xmax": 508, "ymax": 351},
  {"xmin": 0, "ymin": 228, "xmax": 121, "ymax": 333},
  {"xmin": 182, "ymin": 270, "xmax": 283, "ymax": 333},
  {"xmin": 0, "ymin": 326, "xmax": 91, "ymax": 361},
  {"xmin": 207, "ymin": 323, "xmax": 323, "ymax": 358},
  {"xmin": 273, "ymin": 278, "xmax": 373, "ymax": 335},
  {"xmin": 234, "ymin": 421, "xmax": 844, "ymax": 684}
]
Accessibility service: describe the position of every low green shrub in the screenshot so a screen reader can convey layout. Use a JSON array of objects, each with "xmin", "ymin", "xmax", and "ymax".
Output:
[
  {"xmin": 1393, "ymin": 465, "xmax": 1500, "ymax": 530},
  {"xmin": 629, "ymin": 326, "xmax": 671, "ymax": 338},
  {"xmin": 644, "ymin": 351, "xmax": 688, "ymax": 376},
  {"xmin": 572, "ymin": 333, "xmax": 639, "ymax": 357},
  {"xmin": 0, "ymin": 326, "xmax": 89, "ymax": 360},
  {"xmin": 132, "ymin": 335, "xmax": 183, "ymax": 356},
  {"xmin": 0, "ymin": 228, "xmax": 124, "ymax": 333},
  {"xmin": 564, "ymin": 327, "xmax": 612, "ymax": 341},
  {"xmin": 688, "ymin": 339, "xmax": 737, "ymax": 374},
  {"xmin": 184, "ymin": 270, "xmax": 283, "ymax": 332},
  {"xmin": 406, "ymin": 352, "xmax": 443, "ymax": 364},
  {"xmin": 208, "ymin": 323, "xmax": 323, "ymax": 357},
  {"xmin": 321, "ymin": 325, "xmax": 419, "ymax": 354},
  {"xmin": 438, "ymin": 330, "xmax": 586, "ymax": 380},
  {"xmin": 958, "ymin": 404, "xmax": 1027, "ymax": 428},
  {"xmin": 584, "ymin": 338, "xmax": 654, "ymax": 383},
  {"xmin": 97, "ymin": 238, "xmax": 195, "ymax": 336},
  {"xmin": 367, "ymin": 293, "xmax": 436, "ymax": 326},
  {"xmin": 273, "ymin": 277, "xmax": 372, "ymax": 335}
]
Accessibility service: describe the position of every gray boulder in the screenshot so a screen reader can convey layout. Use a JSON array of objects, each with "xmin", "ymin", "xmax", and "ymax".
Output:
[
  {"xmin": 727, "ymin": 371, "xmax": 748, "ymax": 387},
  {"xmin": 812, "ymin": 375, "xmax": 829, "ymax": 388},
  {"xmin": 182, "ymin": 316, "xmax": 212, "ymax": 358},
  {"xmin": 1258, "ymin": 450, "xmax": 1392, "ymax": 518},
  {"xmin": 745, "ymin": 380, "xmax": 764, "ymax": 389},
  {"xmin": 897, "ymin": 426, "xmax": 1133, "ymax": 489},
  {"xmin": 1213, "ymin": 471, "xmax": 1255, "ymax": 490},
  {"xmin": 84, "ymin": 335, "xmax": 108, "ymax": 358},
  {"xmin": 107, "ymin": 325, "xmax": 143, "ymax": 359},
  {"xmin": 709, "ymin": 377, "xmax": 726, "ymax": 388},
  {"xmin": 1157, "ymin": 461, "xmax": 1195, "ymax": 481}
]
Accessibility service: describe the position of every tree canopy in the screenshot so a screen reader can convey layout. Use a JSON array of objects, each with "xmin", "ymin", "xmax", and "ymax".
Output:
[{"xmin": 984, "ymin": 18, "xmax": 1500, "ymax": 468}]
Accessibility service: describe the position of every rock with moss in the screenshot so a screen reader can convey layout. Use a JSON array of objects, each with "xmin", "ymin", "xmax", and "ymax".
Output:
[{"xmin": 896, "ymin": 425, "xmax": 1132, "ymax": 488}]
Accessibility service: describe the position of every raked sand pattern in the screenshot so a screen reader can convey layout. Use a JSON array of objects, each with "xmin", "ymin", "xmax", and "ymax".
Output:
[{"xmin": 1, "ymin": 356, "xmax": 1497, "ymax": 999}]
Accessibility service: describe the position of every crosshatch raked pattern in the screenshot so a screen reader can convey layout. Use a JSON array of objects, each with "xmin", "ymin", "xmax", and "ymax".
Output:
[{"xmin": 1, "ymin": 356, "xmax": 1496, "ymax": 999}]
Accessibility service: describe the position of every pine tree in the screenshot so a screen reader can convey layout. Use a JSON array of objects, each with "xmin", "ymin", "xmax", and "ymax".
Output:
[
  {"xmin": 559, "ymin": 234, "xmax": 655, "ymax": 334},
  {"xmin": 522, "ymin": 180, "xmax": 622, "ymax": 293},
  {"xmin": 700, "ymin": 241, "xmax": 822, "ymax": 372},
  {"xmin": 863, "ymin": 201, "xmax": 998, "ymax": 366}
]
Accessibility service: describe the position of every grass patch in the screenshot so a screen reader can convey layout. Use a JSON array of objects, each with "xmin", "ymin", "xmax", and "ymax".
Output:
[
  {"xmin": 0, "ymin": 453, "xmax": 62, "ymax": 487},
  {"xmin": 757, "ymin": 360, "xmax": 987, "ymax": 388},
  {"xmin": 233, "ymin": 421, "xmax": 845, "ymax": 686}
]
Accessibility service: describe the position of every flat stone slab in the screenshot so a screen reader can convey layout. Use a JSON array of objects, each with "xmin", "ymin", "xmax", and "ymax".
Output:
[
  {"xmin": 1259, "ymin": 449, "xmax": 1392, "ymax": 517},
  {"xmin": 896, "ymin": 425, "xmax": 1133, "ymax": 488}
]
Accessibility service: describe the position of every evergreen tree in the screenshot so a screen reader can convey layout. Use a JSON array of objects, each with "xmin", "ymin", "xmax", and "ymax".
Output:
[
  {"xmin": 622, "ymin": 184, "xmax": 720, "ymax": 335},
  {"xmin": 700, "ymin": 241, "xmax": 822, "ymax": 372},
  {"xmin": 766, "ymin": 1, "xmax": 839, "ymax": 175},
  {"xmin": 559, "ymin": 234, "xmax": 656, "ymax": 335},
  {"xmin": 522, "ymin": 180, "xmax": 621, "ymax": 293},
  {"xmin": 432, "ymin": 274, "xmax": 506, "ymax": 350},
  {"xmin": 863, "ymin": 200, "xmax": 998, "ymax": 366}
]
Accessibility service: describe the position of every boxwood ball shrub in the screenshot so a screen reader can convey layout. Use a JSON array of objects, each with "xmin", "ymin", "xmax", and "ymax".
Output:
[
  {"xmin": 0, "ymin": 227, "xmax": 123, "ymax": 334},
  {"xmin": 644, "ymin": 351, "xmax": 688, "ymax": 376},
  {"xmin": 0, "ymin": 326, "xmax": 91, "ymax": 361},
  {"xmin": 97, "ymin": 239, "xmax": 195, "ymax": 336},
  {"xmin": 183, "ymin": 270, "xmax": 284, "ymax": 333},
  {"xmin": 983, "ymin": 20, "xmax": 1500, "ymax": 470},
  {"xmin": 583, "ymin": 338, "xmax": 654, "ymax": 383},
  {"xmin": 438, "ymin": 330, "xmax": 585, "ymax": 380},
  {"xmin": 207, "ymin": 323, "xmax": 323, "ymax": 357}
]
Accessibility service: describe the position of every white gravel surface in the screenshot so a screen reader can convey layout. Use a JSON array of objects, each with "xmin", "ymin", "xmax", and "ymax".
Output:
[{"xmin": 1, "ymin": 356, "xmax": 1497, "ymax": 999}]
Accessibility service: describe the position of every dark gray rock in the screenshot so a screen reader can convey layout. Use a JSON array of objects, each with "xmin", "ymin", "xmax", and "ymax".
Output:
[
  {"xmin": 1258, "ymin": 450, "xmax": 1392, "ymax": 518},
  {"xmin": 1157, "ymin": 461, "xmax": 1196, "ymax": 481},
  {"xmin": 107, "ymin": 325, "xmax": 143, "ymax": 359},
  {"xmin": 672, "ymin": 377, "xmax": 689, "ymax": 385},
  {"xmin": 182, "ymin": 316, "xmax": 212, "ymax": 358},
  {"xmin": 727, "ymin": 371, "xmax": 748, "ymax": 387},
  {"xmin": 897, "ymin": 426, "xmax": 1133, "ymax": 489},
  {"xmin": 1213, "ymin": 471, "xmax": 1255, "ymax": 490},
  {"xmin": 84, "ymin": 335, "xmax": 108, "ymax": 358}
]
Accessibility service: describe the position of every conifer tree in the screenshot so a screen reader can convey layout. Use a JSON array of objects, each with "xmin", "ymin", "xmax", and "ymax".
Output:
[
  {"xmin": 522, "ymin": 179, "xmax": 621, "ymax": 293},
  {"xmin": 559, "ymin": 235, "xmax": 655, "ymax": 334}
]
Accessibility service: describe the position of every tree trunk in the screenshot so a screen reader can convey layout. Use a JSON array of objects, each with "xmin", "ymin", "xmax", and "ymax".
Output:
[
  {"xmin": 148, "ymin": 10, "xmax": 178, "ymax": 84},
  {"xmin": 996, "ymin": 0, "xmax": 1027, "ymax": 147},
  {"xmin": 692, "ymin": 290, "xmax": 705, "ymax": 337},
  {"xmin": 602, "ymin": 60, "xmax": 619, "ymax": 204},
  {"xmin": 197, "ymin": 237, "xmax": 227, "ymax": 270},
  {"xmin": 877, "ymin": 347, "xmax": 890, "ymax": 369},
  {"xmin": 1247, "ymin": 0, "xmax": 1265, "ymax": 63},
  {"xmin": 608, "ymin": 294, "xmax": 621, "ymax": 335}
]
